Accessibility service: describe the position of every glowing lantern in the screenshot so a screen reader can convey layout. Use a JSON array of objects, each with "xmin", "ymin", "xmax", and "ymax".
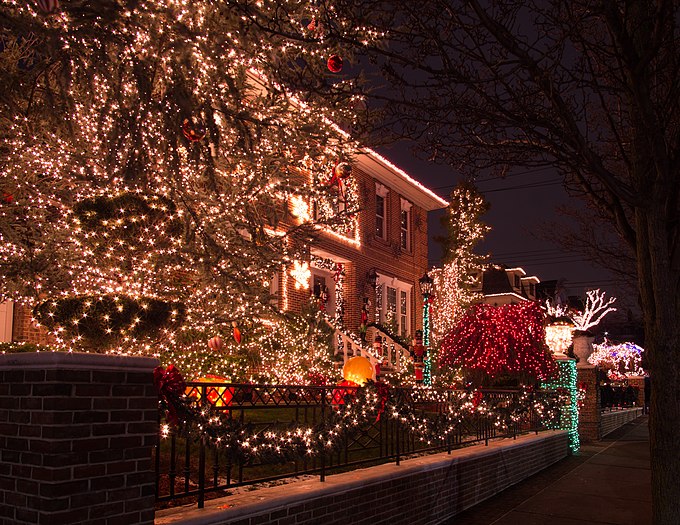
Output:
[
  {"xmin": 342, "ymin": 356, "xmax": 374, "ymax": 385},
  {"xmin": 187, "ymin": 375, "xmax": 233, "ymax": 407},
  {"xmin": 545, "ymin": 320, "xmax": 574, "ymax": 356},
  {"xmin": 332, "ymin": 379, "xmax": 358, "ymax": 405}
]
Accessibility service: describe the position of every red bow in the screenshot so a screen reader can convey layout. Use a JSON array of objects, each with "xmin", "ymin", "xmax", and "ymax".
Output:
[
  {"xmin": 375, "ymin": 382, "xmax": 390, "ymax": 422},
  {"xmin": 154, "ymin": 365, "xmax": 186, "ymax": 426}
]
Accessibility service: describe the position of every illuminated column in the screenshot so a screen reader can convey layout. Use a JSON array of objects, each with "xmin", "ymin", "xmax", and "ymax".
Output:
[{"xmin": 419, "ymin": 272, "xmax": 434, "ymax": 386}]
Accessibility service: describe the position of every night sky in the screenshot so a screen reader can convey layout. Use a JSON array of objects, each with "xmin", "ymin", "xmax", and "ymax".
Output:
[{"xmin": 378, "ymin": 142, "xmax": 636, "ymax": 319}]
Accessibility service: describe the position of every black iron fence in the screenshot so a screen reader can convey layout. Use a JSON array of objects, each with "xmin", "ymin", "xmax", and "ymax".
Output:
[
  {"xmin": 600, "ymin": 385, "xmax": 640, "ymax": 411},
  {"xmin": 155, "ymin": 383, "xmax": 558, "ymax": 509}
]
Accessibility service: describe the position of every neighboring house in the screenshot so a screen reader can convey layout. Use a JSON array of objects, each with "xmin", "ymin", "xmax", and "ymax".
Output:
[
  {"xmin": 279, "ymin": 149, "xmax": 447, "ymax": 365},
  {"xmin": 1, "ymin": 149, "xmax": 447, "ymax": 369},
  {"xmin": 471, "ymin": 265, "xmax": 540, "ymax": 306}
]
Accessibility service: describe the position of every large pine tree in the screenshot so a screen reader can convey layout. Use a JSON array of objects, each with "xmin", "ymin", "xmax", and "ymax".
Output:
[{"xmin": 0, "ymin": 1, "xmax": 377, "ymax": 374}]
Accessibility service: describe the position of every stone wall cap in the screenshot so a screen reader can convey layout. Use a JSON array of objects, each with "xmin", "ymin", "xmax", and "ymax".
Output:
[{"xmin": 0, "ymin": 351, "xmax": 159, "ymax": 372}]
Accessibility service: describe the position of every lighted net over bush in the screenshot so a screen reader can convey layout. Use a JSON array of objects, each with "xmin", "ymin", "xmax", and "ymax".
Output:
[{"xmin": 439, "ymin": 302, "xmax": 557, "ymax": 380}]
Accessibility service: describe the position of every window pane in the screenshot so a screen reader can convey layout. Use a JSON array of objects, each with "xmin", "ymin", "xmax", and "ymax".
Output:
[
  {"xmin": 400, "ymin": 210, "xmax": 409, "ymax": 249},
  {"xmin": 376, "ymin": 195, "xmax": 385, "ymax": 238},
  {"xmin": 386, "ymin": 287, "xmax": 397, "ymax": 325}
]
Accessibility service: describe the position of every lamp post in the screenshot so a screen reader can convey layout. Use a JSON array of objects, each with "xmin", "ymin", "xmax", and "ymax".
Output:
[{"xmin": 418, "ymin": 272, "xmax": 434, "ymax": 385}]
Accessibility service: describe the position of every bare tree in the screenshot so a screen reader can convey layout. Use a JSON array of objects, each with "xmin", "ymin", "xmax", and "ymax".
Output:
[{"xmin": 351, "ymin": 1, "xmax": 680, "ymax": 521}]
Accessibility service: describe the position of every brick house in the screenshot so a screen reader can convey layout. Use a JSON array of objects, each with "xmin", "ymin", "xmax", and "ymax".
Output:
[{"xmin": 279, "ymin": 149, "xmax": 447, "ymax": 365}]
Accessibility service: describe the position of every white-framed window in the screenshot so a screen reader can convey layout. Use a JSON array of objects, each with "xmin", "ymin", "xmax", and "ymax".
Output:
[
  {"xmin": 400, "ymin": 199, "xmax": 412, "ymax": 251},
  {"xmin": 375, "ymin": 273, "xmax": 412, "ymax": 337},
  {"xmin": 375, "ymin": 182, "xmax": 389, "ymax": 240}
]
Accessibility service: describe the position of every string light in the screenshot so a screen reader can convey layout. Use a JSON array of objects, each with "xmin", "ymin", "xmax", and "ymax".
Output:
[
  {"xmin": 588, "ymin": 340, "xmax": 645, "ymax": 379},
  {"xmin": 440, "ymin": 302, "xmax": 557, "ymax": 380},
  {"xmin": 0, "ymin": 1, "xmax": 378, "ymax": 374},
  {"xmin": 542, "ymin": 359, "xmax": 580, "ymax": 452}
]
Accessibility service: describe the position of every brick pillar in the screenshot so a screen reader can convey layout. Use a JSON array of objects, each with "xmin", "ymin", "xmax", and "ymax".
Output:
[
  {"xmin": 576, "ymin": 365, "xmax": 601, "ymax": 442},
  {"xmin": 0, "ymin": 352, "xmax": 159, "ymax": 525}
]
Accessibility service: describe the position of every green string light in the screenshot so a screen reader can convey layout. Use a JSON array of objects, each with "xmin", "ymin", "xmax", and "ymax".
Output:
[
  {"xmin": 542, "ymin": 358, "xmax": 580, "ymax": 452},
  {"xmin": 423, "ymin": 297, "xmax": 431, "ymax": 385}
]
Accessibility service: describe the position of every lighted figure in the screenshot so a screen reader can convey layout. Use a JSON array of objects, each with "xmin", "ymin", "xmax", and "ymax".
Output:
[
  {"xmin": 318, "ymin": 285, "xmax": 329, "ymax": 312},
  {"xmin": 410, "ymin": 330, "xmax": 426, "ymax": 384}
]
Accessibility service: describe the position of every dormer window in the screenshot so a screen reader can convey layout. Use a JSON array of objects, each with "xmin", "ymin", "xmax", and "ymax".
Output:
[
  {"xmin": 375, "ymin": 182, "xmax": 389, "ymax": 240},
  {"xmin": 514, "ymin": 275, "xmax": 520, "ymax": 288}
]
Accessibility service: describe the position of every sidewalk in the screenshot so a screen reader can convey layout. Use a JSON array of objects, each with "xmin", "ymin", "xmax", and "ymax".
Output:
[{"xmin": 443, "ymin": 416, "xmax": 651, "ymax": 525}]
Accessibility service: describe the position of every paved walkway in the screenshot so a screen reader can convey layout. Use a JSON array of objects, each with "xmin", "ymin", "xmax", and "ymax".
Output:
[{"xmin": 443, "ymin": 416, "xmax": 651, "ymax": 525}]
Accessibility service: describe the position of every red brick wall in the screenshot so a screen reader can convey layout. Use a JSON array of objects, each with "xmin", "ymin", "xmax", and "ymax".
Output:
[
  {"xmin": 0, "ymin": 352, "xmax": 159, "ymax": 525},
  {"xmin": 11, "ymin": 304, "xmax": 55, "ymax": 345},
  {"xmin": 577, "ymin": 366, "xmax": 601, "ymax": 442},
  {"xmin": 600, "ymin": 407, "xmax": 643, "ymax": 437},
  {"xmin": 156, "ymin": 431, "xmax": 569, "ymax": 525}
]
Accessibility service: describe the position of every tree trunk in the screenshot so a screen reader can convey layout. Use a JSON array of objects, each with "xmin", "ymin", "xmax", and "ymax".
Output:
[{"xmin": 635, "ymin": 207, "xmax": 680, "ymax": 524}]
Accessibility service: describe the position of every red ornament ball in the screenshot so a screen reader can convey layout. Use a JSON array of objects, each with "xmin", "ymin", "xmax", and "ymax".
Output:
[
  {"xmin": 35, "ymin": 0, "xmax": 59, "ymax": 13},
  {"xmin": 182, "ymin": 117, "xmax": 206, "ymax": 142},
  {"xmin": 207, "ymin": 336, "xmax": 223, "ymax": 352},
  {"xmin": 327, "ymin": 54, "xmax": 343, "ymax": 73}
]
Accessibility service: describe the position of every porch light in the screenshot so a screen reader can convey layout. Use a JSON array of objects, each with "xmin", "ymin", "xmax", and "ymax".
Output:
[
  {"xmin": 367, "ymin": 268, "xmax": 378, "ymax": 289},
  {"xmin": 419, "ymin": 272, "xmax": 434, "ymax": 297}
]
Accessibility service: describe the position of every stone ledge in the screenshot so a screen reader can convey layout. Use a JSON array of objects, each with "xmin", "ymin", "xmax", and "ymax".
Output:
[
  {"xmin": 0, "ymin": 351, "xmax": 159, "ymax": 372},
  {"xmin": 155, "ymin": 430, "xmax": 568, "ymax": 525}
]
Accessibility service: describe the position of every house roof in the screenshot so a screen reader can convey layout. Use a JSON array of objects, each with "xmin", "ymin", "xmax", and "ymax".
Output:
[
  {"xmin": 481, "ymin": 267, "xmax": 516, "ymax": 296},
  {"xmin": 357, "ymin": 150, "xmax": 448, "ymax": 211}
]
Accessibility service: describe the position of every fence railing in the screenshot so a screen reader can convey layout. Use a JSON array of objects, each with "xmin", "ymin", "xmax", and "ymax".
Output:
[
  {"xmin": 155, "ymin": 383, "xmax": 558, "ymax": 509},
  {"xmin": 600, "ymin": 385, "xmax": 640, "ymax": 411}
]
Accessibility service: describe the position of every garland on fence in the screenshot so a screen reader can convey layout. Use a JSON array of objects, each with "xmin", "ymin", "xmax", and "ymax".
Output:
[{"xmin": 154, "ymin": 366, "xmax": 565, "ymax": 464}]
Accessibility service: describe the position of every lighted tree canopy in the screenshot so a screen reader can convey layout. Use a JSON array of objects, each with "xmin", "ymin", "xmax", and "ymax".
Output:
[
  {"xmin": 0, "ymin": 1, "xmax": 377, "ymax": 359},
  {"xmin": 439, "ymin": 301, "xmax": 557, "ymax": 381}
]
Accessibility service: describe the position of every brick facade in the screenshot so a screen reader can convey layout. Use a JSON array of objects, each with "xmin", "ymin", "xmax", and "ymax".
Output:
[
  {"xmin": 601, "ymin": 407, "xmax": 643, "ymax": 438},
  {"xmin": 0, "ymin": 352, "xmax": 159, "ymax": 525},
  {"xmin": 280, "ymin": 164, "xmax": 438, "ymax": 338},
  {"xmin": 156, "ymin": 430, "xmax": 569, "ymax": 525},
  {"xmin": 10, "ymin": 304, "xmax": 55, "ymax": 345}
]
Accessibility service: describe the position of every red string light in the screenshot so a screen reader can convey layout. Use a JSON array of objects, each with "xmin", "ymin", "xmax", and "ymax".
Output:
[{"xmin": 439, "ymin": 302, "xmax": 557, "ymax": 380}]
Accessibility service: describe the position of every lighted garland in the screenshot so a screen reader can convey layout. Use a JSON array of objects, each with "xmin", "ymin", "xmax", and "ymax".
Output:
[
  {"xmin": 440, "ymin": 302, "xmax": 558, "ymax": 381},
  {"xmin": 157, "ymin": 375, "xmax": 564, "ymax": 463}
]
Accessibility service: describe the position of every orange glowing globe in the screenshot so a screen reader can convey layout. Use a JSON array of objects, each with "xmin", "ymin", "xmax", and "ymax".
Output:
[{"xmin": 342, "ymin": 356, "xmax": 375, "ymax": 386}]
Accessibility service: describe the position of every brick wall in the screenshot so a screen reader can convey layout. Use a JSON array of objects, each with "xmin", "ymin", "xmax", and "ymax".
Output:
[
  {"xmin": 601, "ymin": 407, "xmax": 643, "ymax": 438},
  {"xmin": 156, "ymin": 430, "xmax": 569, "ymax": 525},
  {"xmin": 11, "ymin": 304, "xmax": 55, "ymax": 345},
  {"xmin": 0, "ymin": 352, "xmax": 159, "ymax": 525},
  {"xmin": 577, "ymin": 366, "xmax": 601, "ymax": 442}
]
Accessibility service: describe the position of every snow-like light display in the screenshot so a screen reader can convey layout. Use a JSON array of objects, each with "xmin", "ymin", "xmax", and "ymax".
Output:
[{"xmin": 588, "ymin": 340, "xmax": 645, "ymax": 379}]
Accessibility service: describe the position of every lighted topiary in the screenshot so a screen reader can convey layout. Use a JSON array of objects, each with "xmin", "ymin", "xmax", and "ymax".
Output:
[
  {"xmin": 439, "ymin": 302, "xmax": 557, "ymax": 381},
  {"xmin": 34, "ymin": 295, "xmax": 185, "ymax": 350}
]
